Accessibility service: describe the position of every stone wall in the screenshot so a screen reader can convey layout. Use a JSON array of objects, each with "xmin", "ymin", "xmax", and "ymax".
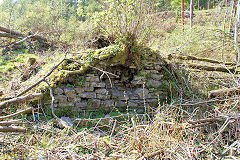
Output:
[{"xmin": 53, "ymin": 61, "xmax": 171, "ymax": 114}]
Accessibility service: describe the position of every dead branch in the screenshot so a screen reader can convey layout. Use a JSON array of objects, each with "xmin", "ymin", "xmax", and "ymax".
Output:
[
  {"xmin": 188, "ymin": 117, "xmax": 226, "ymax": 124},
  {"xmin": 168, "ymin": 53, "xmax": 236, "ymax": 65},
  {"xmin": 186, "ymin": 63, "xmax": 239, "ymax": 73},
  {"xmin": 209, "ymin": 87, "xmax": 240, "ymax": 98},
  {"xmin": 0, "ymin": 126, "xmax": 26, "ymax": 132},
  {"xmin": 0, "ymin": 93, "xmax": 42, "ymax": 109},
  {"xmin": 0, "ymin": 107, "xmax": 32, "ymax": 120},
  {"xmin": 0, "ymin": 119, "xmax": 26, "ymax": 126}
]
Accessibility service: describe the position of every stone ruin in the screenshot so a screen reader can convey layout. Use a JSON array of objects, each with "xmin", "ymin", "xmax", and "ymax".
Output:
[{"xmin": 49, "ymin": 45, "xmax": 175, "ymax": 115}]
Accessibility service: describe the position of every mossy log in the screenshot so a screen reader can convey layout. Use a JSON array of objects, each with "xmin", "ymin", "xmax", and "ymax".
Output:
[
  {"xmin": 168, "ymin": 53, "xmax": 236, "ymax": 66},
  {"xmin": 209, "ymin": 87, "xmax": 240, "ymax": 98}
]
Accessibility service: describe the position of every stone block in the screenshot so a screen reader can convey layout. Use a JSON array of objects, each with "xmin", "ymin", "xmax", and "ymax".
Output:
[
  {"xmin": 89, "ymin": 99, "xmax": 101, "ymax": 109},
  {"xmin": 55, "ymin": 95, "xmax": 67, "ymax": 103},
  {"xmin": 75, "ymin": 87, "xmax": 85, "ymax": 94},
  {"xmin": 86, "ymin": 76, "xmax": 100, "ymax": 82},
  {"xmin": 95, "ymin": 88, "xmax": 108, "ymax": 94},
  {"xmin": 92, "ymin": 82, "xmax": 106, "ymax": 88},
  {"xmin": 115, "ymin": 101, "xmax": 126, "ymax": 107},
  {"xmin": 78, "ymin": 92, "xmax": 96, "ymax": 99},
  {"xmin": 146, "ymin": 80, "xmax": 162, "ymax": 88},
  {"xmin": 54, "ymin": 87, "xmax": 63, "ymax": 95},
  {"xmin": 64, "ymin": 87, "xmax": 76, "ymax": 98},
  {"xmin": 101, "ymin": 100, "xmax": 114, "ymax": 107},
  {"xmin": 68, "ymin": 97, "xmax": 81, "ymax": 103},
  {"xmin": 84, "ymin": 86, "xmax": 94, "ymax": 92},
  {"xmin": 128, "ymin": 100, "xmax": 139, "ymax": 107},
  {"xmin": 96, "ymin": 94, "xmax": 111, "ymax": 99},
  {"xmin": 134, "ymin": 88, "xmax": 149, "ymax": 99},
  {"xmin": 75, "ymin": 101, "xmax": 88, "ymax": 109},
  {"xmin": 151, "ymin": 74, "xmax": 163, "ymax": 80},
  {"xmin": 58, "ymin": 102, "xmax": 74, "ymax": 107}
]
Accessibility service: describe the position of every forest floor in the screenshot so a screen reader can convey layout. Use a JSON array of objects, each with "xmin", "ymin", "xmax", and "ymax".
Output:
[{"xmin": 0, "ymin": 9, "xmax": 240, "ymax": 159}]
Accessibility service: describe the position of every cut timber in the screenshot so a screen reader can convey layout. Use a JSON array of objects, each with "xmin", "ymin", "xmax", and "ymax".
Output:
[
  {"xmin": 0, "ymin": 119, "xmax": 26, "ymax": 126},
  {"xmin": 187, "ymin": 63, "xmax": 239, "ymax": 73},
  {"xmin": 0, "ymin": 107, "xmax": 32, "ymax": 120},
  {"xmin": 168, "ymin": 53, "xmax": 236, "ymax": 66},
  {"xmin": 209, "ymin": 87, "xmax": 240, "ymax": 98},
  {"xmin": 0, "ymin": 93, "xmax": 42, "ymax": 109},
  {"xmin": 0, "ymin": 126, "xmax": 26, "ymax": 132}
]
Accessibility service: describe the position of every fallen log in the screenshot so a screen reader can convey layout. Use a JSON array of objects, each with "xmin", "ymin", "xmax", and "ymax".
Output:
[
  {"xmin": 0, "ymin": 107, "xmax": 32, "ymax": 120},
  {"xmin": 0, "ymin": 126, "xmax": 26, "ymax": 132},
  {"xmin": 168, "ymin": 53, "xmax": 236, "ymax": 66},
  {"xmin": 187, "ymin": 63, "xmax": 239, "ymax": 73},
  {"xmin": 0, "ymin": 93, "xmax": 42, "ymax": 109},
  {"xmin": 0, "ymin": 26, "xmax": 47, "ymax": 41},
  {"xmin": 0, "ymin": 119, "xmax": 26, "ymax": 126},
  {"xmin": 0, "ymin": 32, "xmax": 22, "ymax": 39},
  {"xmin": 209, "ymin": 87, "xmax": 240, "ymax": 98}
]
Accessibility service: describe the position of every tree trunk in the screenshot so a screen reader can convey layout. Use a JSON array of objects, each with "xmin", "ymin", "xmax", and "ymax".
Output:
[
  {"xmin": 198, "ymin": 0, "xmax": 200, "ymax": 10},
  {"xmin": 182, "ymin": 0, "xmax": 184, "ymax": 30},
  {"xmin": 226, "ymin": 0, "xmax": 228, "ymax": 11},
  {"xmin": 208, "ymin": 0, "xmax": 211, "ymax": 9},
  {"xmin": 190, "ymin": 0, "xmax": 194, "ymax": 29},
  {"xmin": 235, "ymin": 0, "xmax": 240, "ymax": 63}
]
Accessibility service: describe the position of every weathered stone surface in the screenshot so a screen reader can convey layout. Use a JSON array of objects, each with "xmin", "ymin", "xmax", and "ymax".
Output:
[
  {"xmin": 90, "ymin": 99, "xmax": 101, "ymax": 108},
  {"xmin": 55, "ymin": 95, "xmax": 67, "ymax": 103},
  {"xmin": 68, "ymin": 97, "xmax": 81, "ymax": 102},
  {"xmin": 134, "ymin": 88, "xmax": 149, "ymax": 99},
  {"xmin": 95, "ymin": 88, "xmax": 108, "ymax": 94},
  {"xmin": 151, "ymin": 74, "xmax": 163, "ymax": 80},
  {"xmin": 75, "ymin": 87, "xmax": 85, "ymax": 93},
  {"xmin": 136, "ymin": 108, "xmax": 145, "ymax": 114},
  {"xmin": 60, "ymin": 116, "xmax": 73, "ymax": 127},
  {"xmin": 115, "ymin": 101, "xmax": 126, "ymax": 107},
  {"xmin": 75, "ymin": 101, "xmax": 88, "ymax": 110},
  {"xmin": 128, "ymin": 100, "xmax": 139, "ymax": 107},
  {"xmin": 155, "ymin": 65, "xmax": 162, "ymax": 71},
  {"xmin": 54, "ymin": 87, "xmax": 63, "ymax": 95},
  {"xmin": 145, "ymin": 70, "xmax": 158, "ymax": 74},
  {"xmin": 131, "ymin": 75, "xmax": 145, "ymax": 85},
  {"xmin": 78, "ymin": 92, "xmax": 96, "ymax": 99},
  {"xmin": 146, "ymin": 80, "xmax": 162, "ymax": 88},
  {"xmin": 64, "ymin": 87, "xmax": 76, "ymax": 97},
  {"xmin": 101, "ymin": 100, "xmax": 114, "ymax": 107},
  {"xmin": 92, "ymin": 82, "xmax": 106, "ymax": 88},
  {"xmin": 58, "ymin": 102, "xmax": 74, "ymax": 107},
  {"xmin": 82, "ymin": 82, "xmax": 94, "ymax": 91},
  {"xmin": 86, "ymin": 76, "xmax": 100, "ymax": 82},
  {"xmin": 97, "ymin": 94, "xmax": 111, "ymax": 99},
  {"xmin": 110, "ymin": 90, "xmax": 123, "ymax": 98}
]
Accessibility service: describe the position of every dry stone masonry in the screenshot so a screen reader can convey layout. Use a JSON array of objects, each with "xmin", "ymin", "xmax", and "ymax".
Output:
[{"xmin": 53, "ymin": 60, "xmax": 172, "ymax": 114}]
